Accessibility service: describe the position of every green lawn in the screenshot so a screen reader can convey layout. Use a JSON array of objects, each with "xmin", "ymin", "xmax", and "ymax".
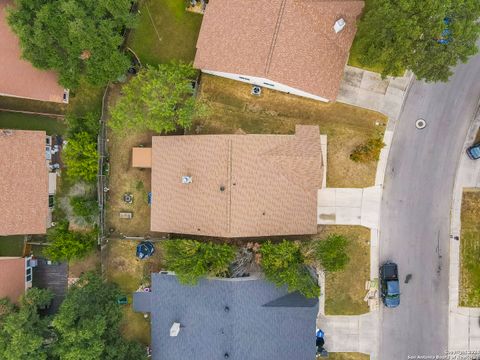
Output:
[
  {"xmin": 127, "ymin": 0, "xmax": 203, "ymax": 65},
  {"xmin": 66, "ymin": 78, "xmax": 105, "ymax": 117},
  {"xmin": 0, "ymin": 111, "xmax": 66, "ymax": 135},
  {"xmin": 314, "ymin": 226, "xmax": 370, "ymax": 315},
  {"xmin": 0, "ymin": 236, "xmax": 25, "ymax": 256},
  {"xmin": 460, "ymin": 189, "xmax": 480, "ymax": 306}
]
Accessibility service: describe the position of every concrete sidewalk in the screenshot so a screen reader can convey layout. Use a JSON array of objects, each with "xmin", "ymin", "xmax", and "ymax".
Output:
[{"xmin": 449, "ymin": 104, "xmax": 480, "ymax": 352}]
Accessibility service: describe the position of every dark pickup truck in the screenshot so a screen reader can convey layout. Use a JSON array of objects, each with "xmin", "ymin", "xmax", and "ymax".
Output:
[{"xmin": 380, "ymin": 262, "xmax": 400, "ymax": 308}]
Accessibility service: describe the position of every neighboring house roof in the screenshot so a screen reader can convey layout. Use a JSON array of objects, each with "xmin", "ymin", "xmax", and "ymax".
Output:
[
  {"xmin": 0, "ymin": 130, "xmax": 48, "ymax": 235},
  {"xmin": 194, "ymin": 0, "xmax": 364, "ymax": 101},
  {"xmin": 148, "ymin": 125, "xmax": 323, "ymax": 237},
  {"xmin": 0, "ymin": 257, "xmax": 26, "ymax": 304},
  {"xmin": 0, "ymin": 0, "xmax": 66, "ymax": 103},
  {"xmin": 133, "ymin": 273, "xmax": 318, "ymax": 360}
]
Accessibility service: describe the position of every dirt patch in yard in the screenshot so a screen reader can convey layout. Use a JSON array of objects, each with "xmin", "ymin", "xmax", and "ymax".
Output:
[
  {"xmin": 314, "ymin": 225, "xmax": 370, "ymax": 315},
  {"xmin": 460, "ymin": 188, "xmax": 480, "ymax": 306},
  {"xmin": 104, "ymin": 239, "xmax": 164, "ymax": 345},
  {"xmin": 68, "ymin": 250, "xmax": 101, "ymax": 278},
  {"xmin": 194, "ymin": 75, "xmax": 387, "ymax": 188}
]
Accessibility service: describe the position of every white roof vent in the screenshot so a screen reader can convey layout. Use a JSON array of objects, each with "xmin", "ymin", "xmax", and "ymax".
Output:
[
  {"xmin": 182, "ymin": 176, "xmax": 192, "ymax": 184},
  {"xmin": 333, "ymin": 18, "xmax": 346, "ymax": 33},
  {"xmin": 170, "ymin": 322, "xmax": 181, "ymax": 337}
]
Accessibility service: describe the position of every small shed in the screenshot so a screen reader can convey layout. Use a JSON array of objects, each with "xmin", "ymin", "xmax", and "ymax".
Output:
[{"xmin": 132, "ymin": 148, "xmax": 152, "ymax": 168}]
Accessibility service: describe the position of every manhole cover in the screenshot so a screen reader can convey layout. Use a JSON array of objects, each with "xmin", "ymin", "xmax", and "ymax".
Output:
[{"xmin": 415, "ymin": 118, "xmax": 426, "ymax": 129}]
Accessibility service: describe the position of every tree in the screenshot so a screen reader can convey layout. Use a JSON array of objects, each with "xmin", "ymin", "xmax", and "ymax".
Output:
[
  {"xmin": 7, "ymin": 0, "xmax": 135, "ymax": 89},
  {"xmin": 66, "ymin": 112, "xmax": 100, "ymax": 139},
  {"xmin": 315, "ymin": 234, "xmax": 350, "ymax": 272},
  {"xmin": 51, "ymin": 273, "xmax": 146, "ymax": 360},
  {"xmin": 354, "ymin": 0, "xmax": 480, "ymax": 81},
  {"xmin": 44, "ymin": 221, "xmax": 97, "ymax": 262},
  {"xmin": 110, "ymin": 63, "xmax": 203, "ymax": 134},
  {"xmin": 259, "ymin": 240, "xmax": 320, "ymax": 298},
  {"xmin": 350, "ymin": 135, "xmax": 384, "ymax": 163},
  {"xmin": 163, "ymin": 239, "xmax": 236, "ymax": 285},
  {"xmin": 0, "ymin": 289, "xmax": 54, "ymax": 360},
  {"xmin": 63, "ymin": 132, "xmax": 98, "ymax": 183}
]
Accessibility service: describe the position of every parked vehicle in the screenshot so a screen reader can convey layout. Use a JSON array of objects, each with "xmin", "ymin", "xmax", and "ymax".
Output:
[
  {"xmin": 380, "ymin": 261, "xmax": 400, "ymax": 308},
  {"xmin": 466, "ymin": 143, "xmax": 480, "ymax": 160}
]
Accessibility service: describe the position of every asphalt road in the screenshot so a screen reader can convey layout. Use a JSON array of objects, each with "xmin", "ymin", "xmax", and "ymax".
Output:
[{"xmin": 378, "ymin": 51, "xmax": 480, "ymax": 359}]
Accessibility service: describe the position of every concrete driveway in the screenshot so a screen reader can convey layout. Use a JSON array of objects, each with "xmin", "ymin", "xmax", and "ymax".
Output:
[{"xmin": 379, "ymin": 48, "xmax": 480, "ymax": 359}]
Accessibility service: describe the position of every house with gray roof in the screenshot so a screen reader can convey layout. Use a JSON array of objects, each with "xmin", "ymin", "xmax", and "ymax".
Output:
[{"xmin": 133, "ymin": 272, "xmax": 318, "ymax": 360}]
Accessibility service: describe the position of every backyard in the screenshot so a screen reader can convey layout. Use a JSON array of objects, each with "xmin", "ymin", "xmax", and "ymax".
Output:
[
  {"xmin": 195, "ymin": 75, "xmax": 387, "ymax": 188},
  {"xmin": 127, "ymin": 0, "xmax": 203, "ymax": 65},
  {"xmin": 105, "ymin": 119, "xmax": 154, "ymax": 237},
  {"xmin": 314, "ymin": 225, "xmax": 371, "ymax": 315},
  {"xmin": 104, "ymin": 239, "xmax": 164, "ymax": 345},
  {"xmin": 459, "ymin": 188, "xmax": 480, "ymax": 306}
]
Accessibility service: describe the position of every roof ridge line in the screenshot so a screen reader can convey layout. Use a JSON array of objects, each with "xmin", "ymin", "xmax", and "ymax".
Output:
[{"xmin": 264, "ymin": 0, "xmax": 288, "ymax": 75}]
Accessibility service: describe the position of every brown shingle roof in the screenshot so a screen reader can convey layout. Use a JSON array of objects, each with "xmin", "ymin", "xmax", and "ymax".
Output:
[
  {"xmin": 0, "ymin": 130, "xmax": 48, "ymax": 235},
  {"xmin": 0, "ymin": 0, "xmax": 66, "ymax": 103},
  {"xmin": 194, "ymin": 0, "xmax": 364, "ymax": 101},
  {"xmin": 0, "ymin": 257, "xmax": 26, "ymax": 304},
  {"xmin": 150, "ymin": 125, "xmax": 323, "ymax": 237}
]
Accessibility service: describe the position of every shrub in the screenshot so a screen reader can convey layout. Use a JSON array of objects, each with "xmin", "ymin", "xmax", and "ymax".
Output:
[
  {"xmin": 315, "ymin": 234, "xmax": 350, "ymax": 272},
  {"xmin": 259, "ymin": 240, "xmax": 320, "ymax": 298},
  {"xmin": 163, "ymin": 239, "xmax": 236, "ymax": 285},
  {"xmin": 350, "ymin": 136, "xmax": 385, "ymax": 163},
  {"xmin": 70, "ymin": 196, "xmax": 97, "ymax": 221},
  {"xmin": 44, "ymin": 222, "xmax": 97, "ymax": 262}
]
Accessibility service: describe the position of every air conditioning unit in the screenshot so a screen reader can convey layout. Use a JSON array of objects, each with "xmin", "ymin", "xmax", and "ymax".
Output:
[
  {"xmin": 170, "ymin": 322, "xmax": 181, "ymax": 337},
  {"xmin": 251, "ymin": 85, "xmax": 262, "ymax": 96}
]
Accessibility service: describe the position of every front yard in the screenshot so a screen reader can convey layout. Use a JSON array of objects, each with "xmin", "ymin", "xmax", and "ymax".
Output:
[
  {"xmin": 195, "ymin": 75, "xmax": 387, "ymax": 188},
  {"xmin": 459, "ymin": 188, "xmax": 480, "ymax": 306},
  {"xmin": 314, "ymin": 225, "xmax": 370, "ymax": 315},
  {"xmin": 127, "ymin": 0, "xmax": 203, "ymax": 65},
  {"xmin": 104, "ymin": 239, "xmax": 164, "ymax": 345}
]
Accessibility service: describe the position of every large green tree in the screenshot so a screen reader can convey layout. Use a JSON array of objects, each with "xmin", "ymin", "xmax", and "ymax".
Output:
[
  {"xmin": 0, "ymin": 289, "xmax": 54, "ymax": 360},
  {"xmin": 259, "ymin": 240, "xmax": 320, "ymax": 298},
  {"xmin": 51, "ymin": 273, "xmax": 146, "ymax": 360},
  {"xmin": 355, "ymin": 0, "xmax": 480, "ymax": 81},
  {"xmin": 44, "ymin": 221, "xmax": 97, "ymax": 262},
  {"xmin": 7, "ymin": 0, "xmax": 135, "ymax": 89},
  {"xmin": 163, "ymin": 239, "xmax": 236, "ymax": 285},
  {"xmin": 110, "ymin": 63, "xmax": 202, "ymax": 134},
  {"xmin": 63, "ymin": 131, "xmax": 98, "ymax": 183}
]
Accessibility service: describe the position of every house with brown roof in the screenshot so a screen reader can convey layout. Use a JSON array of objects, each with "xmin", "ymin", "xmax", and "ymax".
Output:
[
  {"xmin": 194, "ymin": 0, "xmax": 364, "ymax": 102},
  {"xmin": 0, "ymin": 130, "xmax": 49, "ymax": 236},
  {"xmin": 132, "ymin": 125, "xmax": 323, "ymax": 238},
  {"xmin": 0, "ymin": 0, "xmax": 68, "ymax": 103},
  {"xmin": 0, "ymin": 256, "xmax": 33, "ymax": 304}
]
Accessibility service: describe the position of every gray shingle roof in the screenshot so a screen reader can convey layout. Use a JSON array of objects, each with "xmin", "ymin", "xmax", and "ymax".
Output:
[{"xmin": 133, "ymin": 273, "xmax": 318, "ymax": 360}]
